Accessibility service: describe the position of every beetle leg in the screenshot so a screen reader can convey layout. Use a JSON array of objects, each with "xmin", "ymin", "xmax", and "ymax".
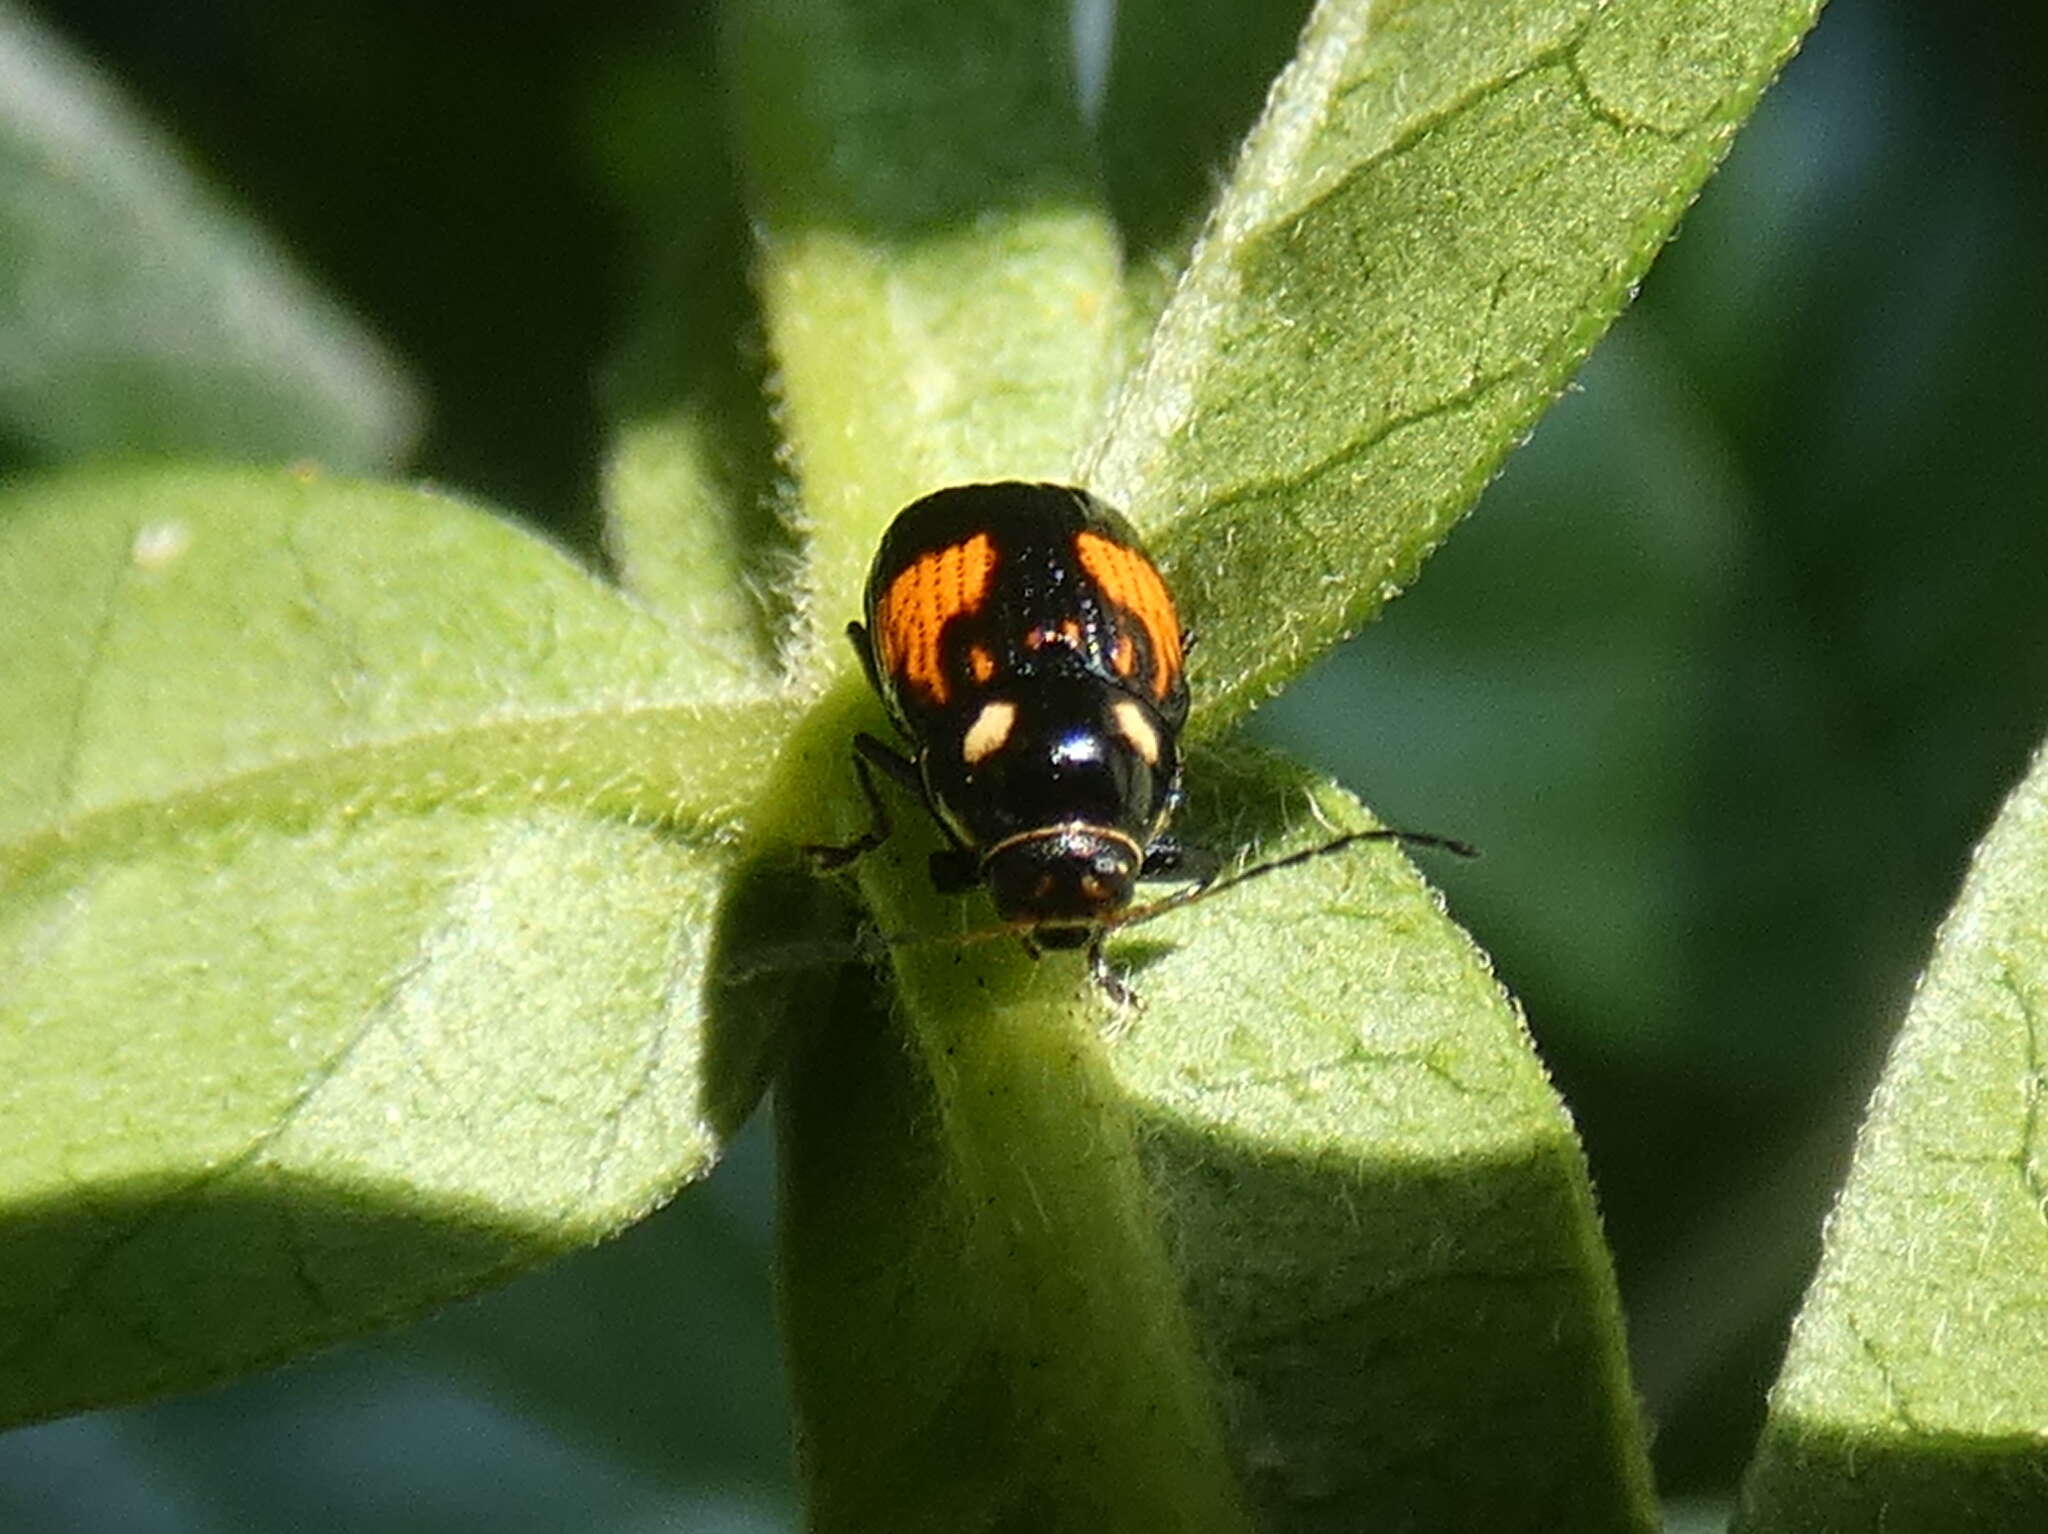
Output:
[
  {"xmin": 846, "ymin": 620, "xmax": 887, "ymax": 698},
  {"xmin": 1087, "ymin": 935, "xmax": 1139, "ymax": 1009},
  {"xmin": 803, "ymin": 733, "xmax": 919, "ymax": 871},
  {"xmin": 927, "ymin": 847, "xmax": 980, "ymax": 893},
  {"xmin": 853, "ymin": 730, "xmax": 921, "ymax": 793}
]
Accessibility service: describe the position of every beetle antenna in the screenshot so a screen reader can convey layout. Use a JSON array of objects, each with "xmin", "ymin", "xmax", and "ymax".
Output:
[{"xmin": 1104, "ymin": 826, "xmax": 1477, "ymax": 933}]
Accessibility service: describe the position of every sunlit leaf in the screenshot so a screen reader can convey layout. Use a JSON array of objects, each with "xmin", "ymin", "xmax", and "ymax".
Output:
[
  {"xmin": 0, "ymin": 466, "xmax": 808, "ymax": 1425},
  {"xmin": 744, "ymin": 0, "xmax": 1817, "ymax": 1524},
  {"xmin": 1090, "ymin": 0, "xmax": 1824, "ymax": 733},
  {"xmin": 1735, "ymin": 738, "xmax": 2048, "ymax": 1534},
  {"xmin": 724, "ymin": 0, "xmax": 1126, "ymax": 655},
  {"xmin": 784, "ymin": 748, "xmax": 1656, "ymax": 1532}
]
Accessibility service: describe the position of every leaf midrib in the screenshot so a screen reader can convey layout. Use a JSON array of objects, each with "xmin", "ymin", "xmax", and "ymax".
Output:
[{"xmin": 1, "ymin": 692, "xmax": 805, "ymax": 888}]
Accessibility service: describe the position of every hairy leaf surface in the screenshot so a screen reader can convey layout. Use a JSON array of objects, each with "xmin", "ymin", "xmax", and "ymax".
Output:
[
  {"xmin": 1737, "ymin": 739, "xmax": 2048, "ymax": 1533},
  {"xmin": 0, "ymin": 467, "xmax": 805, "ymax": 1424}
]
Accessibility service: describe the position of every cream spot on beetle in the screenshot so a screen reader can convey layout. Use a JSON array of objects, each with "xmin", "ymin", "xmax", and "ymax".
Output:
[
  {"xmin": 1112, "ymin": 699, "xmax": 1160, "ymax": 766},
  {"xmin": 962, "ymin": 699, "xmax": 1018, "ymax": 766}
]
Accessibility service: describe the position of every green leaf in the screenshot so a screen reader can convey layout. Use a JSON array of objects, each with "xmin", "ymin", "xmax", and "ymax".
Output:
[
  {"xmin": 1258, "ymin": 332, "xmax": 1746, "ymax": 1066},
  {"xmin": 730, "ymin": 0, "xmax": 1829, "ymax": 1523},
  {"xmin": 782, "ymin": 747, "xmax": 1655, "ymax": 1532},
  {"xmin": 723, "ymin": 0, "xmax": 1127, "ymax": 657},
  {"xmin": 1088, "ymin": 0, "xmax": 1825, "ymax": 733},
  {"xmin": 1734, "ymin": 738, "xmax": 2048, "ymax": 1534},
  {"xmin": 1092, "ymin": 0, "xmax": 1321, "ymax": 357},
  {"xmin": 1097, "ymin": 0, "xmax": 1317, "ymax": 291},
  {"xmin": 0, "ymin": 466, "xmax": 812, "ymax": 1426},
  {"xmin": 588, "ymin": 17, "xmax": 787, "ymax": 678},
  {"xmin": 0, "ymin": 2, "xmax": 418, "ymax": 471}
]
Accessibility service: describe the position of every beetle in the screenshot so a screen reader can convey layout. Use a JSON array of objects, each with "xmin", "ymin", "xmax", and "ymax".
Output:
[{"xmin": 807, "ymin": 480, "xmax": 1468, "ymax": 1000}]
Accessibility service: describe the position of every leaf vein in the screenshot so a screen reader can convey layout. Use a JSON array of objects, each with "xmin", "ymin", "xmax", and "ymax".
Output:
[
  {"xmin": 1268, "ymin": 24, "xmax": 1608, "ymax": 245},
  {"xmin": 1175, "ymin": 362, "xmax": 1530, "ymax": 540},
  {"xmin": 2, "ymin": 696, "xmax": 792, "ymax": 893},
  {"xmin": 284, "ymin": 508, "xmax": 375, "ymax": 711},
  {"xmin": 2001, "ymin": 958, "xmax": 2048, "ymax": 1232},
  {"xmin": 0, "ymin": 948, "xmax": 432, "ymax": 1373},
  {"xmin": 584, "ymin": 910, "xmax": 700, "ymax": 1199},
  {"xmin": 50, "ymin": 541, "xmax": 128, "ymax": 823},
  {"xmin": 1557, "ymin": 40, "xmax": 1694, "ymax": 143},
  {"xmin": 1842, "ymin": 1309, "xmax": 1928, "ymax": 1435}
]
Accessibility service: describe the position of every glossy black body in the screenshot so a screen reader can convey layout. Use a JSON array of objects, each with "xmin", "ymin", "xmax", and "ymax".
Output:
[{"xmin": 841, "ymin": 482, "xmax": 1200, "ymax": 941}]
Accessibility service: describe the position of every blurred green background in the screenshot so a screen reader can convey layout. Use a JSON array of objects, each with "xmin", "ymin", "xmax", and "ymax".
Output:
[{"xmin": 3, "ymin": 1, "xmax": 2044, "ymax": 1528}]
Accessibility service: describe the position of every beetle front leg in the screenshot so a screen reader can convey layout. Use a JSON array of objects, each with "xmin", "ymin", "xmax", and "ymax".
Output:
[
  {"xmin": 803, "ymin": 732, "xmax": 920, "ymax": 872},
  {"xmin": 1086, "ymin": 934, "xmax": 1138, "ymax": 1009},
  {"xmin": 927, "ymin": 847, "xmax": 980, "ymax": 893}
]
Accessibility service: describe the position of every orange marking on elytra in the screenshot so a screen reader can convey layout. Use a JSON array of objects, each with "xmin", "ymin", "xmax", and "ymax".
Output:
[
  {"xmin": 877, "ymin": 533, "xmax": 995, "ymax": 704},
  {"xmin": 1074, "ymin": 531, "xmax": 1183, "ymax": 698}
]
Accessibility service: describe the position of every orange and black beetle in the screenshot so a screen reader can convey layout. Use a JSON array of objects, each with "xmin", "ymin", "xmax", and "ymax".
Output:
[
  {"xmin": 808, "ymin": 481, "xmax": 1218, "ymax": 994},
  {"xmin": 809, "ymin": 481, "xmax": 1471, "ymax": 998}
]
